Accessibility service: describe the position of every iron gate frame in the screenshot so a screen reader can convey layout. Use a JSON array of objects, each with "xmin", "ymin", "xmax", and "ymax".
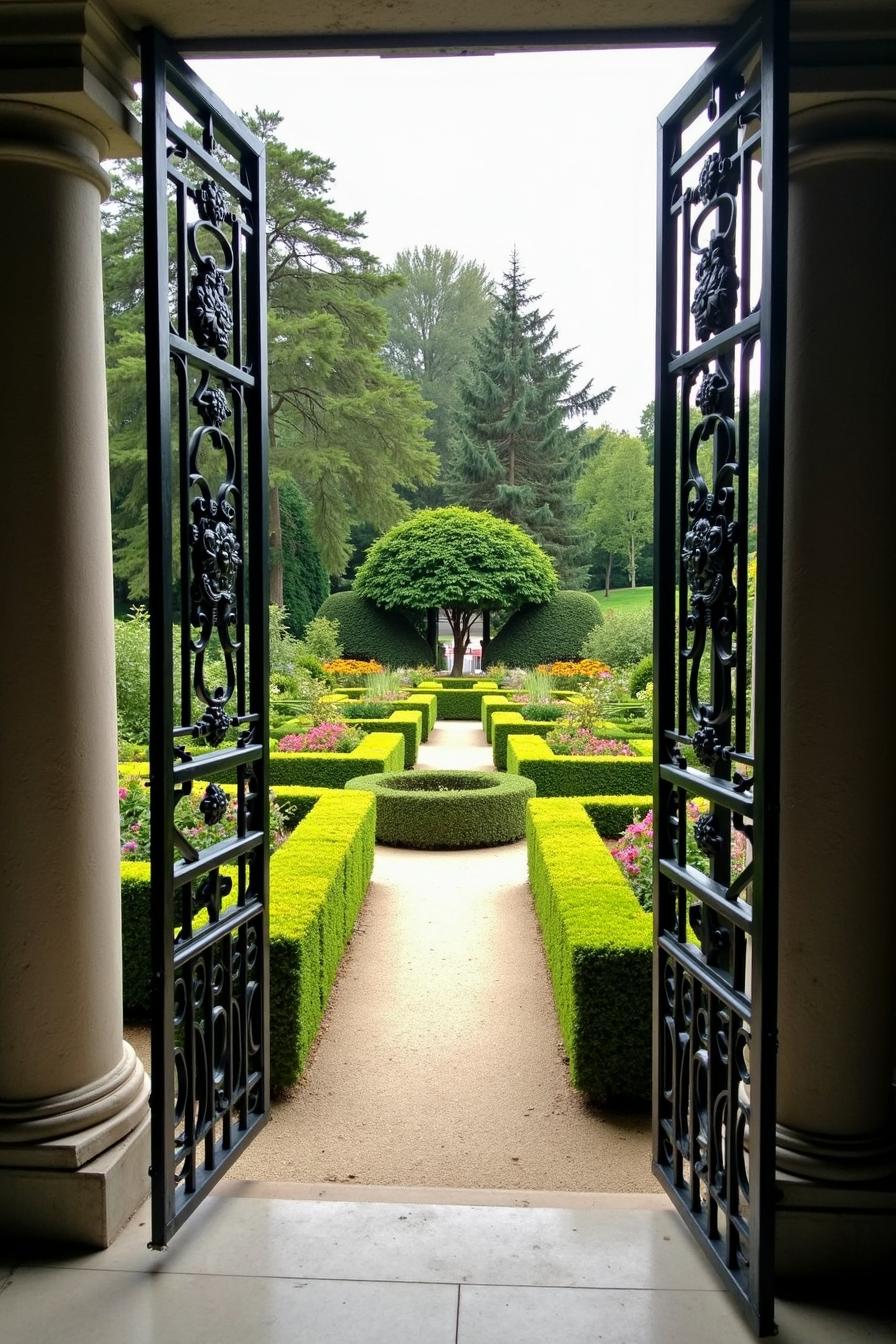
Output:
[
  {"xmin": 652, "ymin": 1, "xmax": 788, "ymax": 1334},
  {"xmin": 142, "ymin": 28, "xmax": 271, "ymax": 1248}
]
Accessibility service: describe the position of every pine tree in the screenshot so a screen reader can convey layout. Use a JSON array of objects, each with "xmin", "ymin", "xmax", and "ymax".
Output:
[
  {"xmin": 447, "ymin": 251, "xmax": 613, "ymax": 583},
  {"xmin": 277, "ymin": 476, "xmax": 330, "ymax": 637}
]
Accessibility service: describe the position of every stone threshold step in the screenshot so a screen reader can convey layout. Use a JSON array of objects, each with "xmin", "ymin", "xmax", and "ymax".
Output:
[{"xmin": 217, "ymin": 1180, "xmax": 672, "ymax": 1211}]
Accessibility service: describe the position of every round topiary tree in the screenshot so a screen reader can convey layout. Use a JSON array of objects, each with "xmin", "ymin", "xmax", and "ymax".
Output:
[
  {"xmin": 484, "ymin": 589, "xmax": 603, "ymax": 669},
  {"xmin": 355, "ymin": 507, "xmax": 557, "ymax": 675},
  {"xmin": 316, "ymin": 589, "xmax": 433, "ymax": 666}
]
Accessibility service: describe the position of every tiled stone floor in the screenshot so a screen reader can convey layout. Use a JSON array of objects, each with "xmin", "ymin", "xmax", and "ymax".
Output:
[{"xmin": 2, "ymin": 1189, "xmax": 893, "ymax": 1342}]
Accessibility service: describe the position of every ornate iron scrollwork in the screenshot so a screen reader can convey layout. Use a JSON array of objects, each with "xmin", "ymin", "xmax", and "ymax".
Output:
[{"xmin": 144, "ymin": 31, "xmax": 270, "ymax": 1252}]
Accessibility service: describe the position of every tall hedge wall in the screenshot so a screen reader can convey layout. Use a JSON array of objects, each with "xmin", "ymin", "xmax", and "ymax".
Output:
[
  {"xmin": 317, "ymin": 590, "xmax": 432, "ymax": 665},
  {"xmin": 485, "ymin": 590, "xmax": 603, "ymax": 668}
]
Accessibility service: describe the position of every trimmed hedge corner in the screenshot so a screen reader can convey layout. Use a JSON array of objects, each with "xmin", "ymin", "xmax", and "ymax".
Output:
[
  {"xmin": 343, "ymin": 710, "xmax": 422, "ymax": 766},
  {"xmin": 493, "ymin": 714, "xmax": 643, "ymax": 773},
  {"xmin": 485, "ymin": 590, "xmax": 603, "ymax": 668},
  {"xmin": 317, "ymin": 590, "xmax": 432, "ymax": 665},
  {"xmin": 507, "ymin": 734, "xmax": 653, "ymax": 796},
  {"xmin": 526, "ymin": 798, "xmax": 652, "ymax": 1102},
  {"xmin": 268, "ymin": 731, "xmax": 405, "ymax": 786},
  {"xmin": 481, "ymin": 692, "xmax": 514, "ymax": 739},
  {"xmin": 346, "ymin": 769, "xmax": 536, "ymax": 849}
]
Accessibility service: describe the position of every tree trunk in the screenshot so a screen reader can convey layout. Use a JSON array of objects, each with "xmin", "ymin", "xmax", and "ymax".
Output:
[
  {"xmin": 269, "ymin": 482, "xmax": 284, "ymax": 607},
  {"xmin": 604, "ymin": 553, "xmax": 613, "ymax": 598},
  {"xmin": 446, "ymin": 607, "xmax": 474, "ymax": 675}
]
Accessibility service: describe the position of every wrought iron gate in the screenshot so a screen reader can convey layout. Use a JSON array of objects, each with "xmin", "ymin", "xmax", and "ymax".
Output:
[
  {"xmin": 652, "ymin": 2, "xmax": 787, "ymax": 1333},
  {"xmin": 142, "ymin": 30, "xmax": 270, "ymax": 1247}
]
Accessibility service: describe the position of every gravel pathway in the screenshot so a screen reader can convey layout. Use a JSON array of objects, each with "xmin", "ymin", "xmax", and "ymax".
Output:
[{"xmin": 127, "ymin": 721, "xmax": 652, "ymax": 1192}]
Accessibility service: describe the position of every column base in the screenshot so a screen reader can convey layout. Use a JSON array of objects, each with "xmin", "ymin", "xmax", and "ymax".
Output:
[
  {"xmin": 775, "ymin": 1169, "xmax": 896, "ymax": 1290},
  {"xmin": 0, "ymin": 1109, "xmax": 149, "ymax": 1249},
  {"xmin": 776, "ymin": 1117, "xmax": 896, "ymax": 1183}
]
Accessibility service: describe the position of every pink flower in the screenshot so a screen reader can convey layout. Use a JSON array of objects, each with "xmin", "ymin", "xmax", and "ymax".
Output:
[
  {"xmin": 118, "ymin": 787, "xmax": 128, "ymax": 799},
  {"xmin": 121, "ymin": 840, "xmax": 138, "ymax": 854}
]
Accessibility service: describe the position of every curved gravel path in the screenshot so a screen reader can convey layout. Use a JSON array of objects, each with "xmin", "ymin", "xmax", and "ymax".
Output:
[{"xmin": 127, "ymin": 721, "xmax": 652, "ymax": 1192}]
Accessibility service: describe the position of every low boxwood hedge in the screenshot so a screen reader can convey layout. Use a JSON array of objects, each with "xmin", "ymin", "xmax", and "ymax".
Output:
[
  {"xmin": 415, "ymin": 677, "xmax": 498, "ymax": 690},
  {"xmin": 346, "ymin": 769, "xmax": 536, "ymax": 849},
  {"xmin": 342, "ymin": 710, "xmax": 421, "ymax": 766},
  {"xmin": 268, "ymin": 731, "xmax": 405, "ymax": 786},
  {"xmin": 416, "ymin": 681, "xmax": 502, "ymax": 721},
  {"xmin": 507, "ymin": 734, "xmax": 653, "ymax": 796},
  {"xmin": 481, "ymin": 692, "xmax": 514, "ymax": 739},
  {"xmin": 526, "ymin": 798, "xmax": 652, "ymax": 1102},
  {"xmin": 121, "ymin": 789, "xmax": 376, "ymax": 1092},
  {"xmin": 120, "ymin": 783, "xmax": 345, "ymax": 1014},
  {"xmin": 317, "ymin": 691, "xmax": 437, "ymax": 738},
  {"xmin": 492, "ymin": 713, "xmax": 640, "ymax": 772}
]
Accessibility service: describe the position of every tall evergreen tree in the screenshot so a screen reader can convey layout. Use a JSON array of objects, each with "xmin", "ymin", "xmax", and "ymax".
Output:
[
  {"xmin": 276, "ymin": 476, "xmax": 330, "ymax": 637},
  {"xmin": 380, "ymin": 246, "xmax": 494, "ymax": 505},
  {"xmin": 447, "ymin": 251, "xmax": 613, "ymax": 583}
]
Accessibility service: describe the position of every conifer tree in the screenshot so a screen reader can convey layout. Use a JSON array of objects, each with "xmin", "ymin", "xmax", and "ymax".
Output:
[{"xmin": 447, "ymin": 251, "xmax": 613, "ymax": 583}]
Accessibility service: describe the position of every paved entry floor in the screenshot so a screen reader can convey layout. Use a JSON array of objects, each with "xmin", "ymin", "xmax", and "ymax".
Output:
[
  {"xmin": 127, "ymin": 719, "xmax": 653, "ymax": 1190},
  {"xmin": 4, "ymin": 1191, "xmax": 890, "ymax": 1344}
]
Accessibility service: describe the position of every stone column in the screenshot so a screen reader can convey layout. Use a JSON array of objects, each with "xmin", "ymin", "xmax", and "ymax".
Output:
[
  {"xmin": 0, "ymin": 5, "xmax": 146, "ymax": 1248},
  {"xmin": 775, "ymin": 94, "xmax": 896, "ymax": 1278}
]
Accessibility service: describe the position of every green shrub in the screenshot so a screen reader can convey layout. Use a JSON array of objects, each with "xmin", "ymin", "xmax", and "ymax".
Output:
[
  {"xmin": 507, "ymin": 734, "xmax": 653, "ymax": 796},
  {"xmin": 300, "ymin": 615, "xmax": 343, "ymax": 663},
  {"xmin": 278, "ymin": 477, "xmax": 330, "ymax": 638},
  {"xmin": 629, "ymin": 654, "xmax": 653, "ymax": 697},
  {"xmin": 317, "ymin": 590, "xmax": 432, "ymax": 665},
  {"xmin": 346, "ymin": 769, "xmax": 536, "ymax": 849},
  {"xmin": 519, "ymin": 702, "xmax": 566, "ymax": 722},
  {"xmin": 527, "ymin": 798, "xmax": 652, "ymax": 1102},
  {"xmin": 115, "ymin": 606, "xmax": 151, "ymax": 743},
  {"xmin": 485, "ymin": 590, "xmax": 603, "ymax": 669},
  {"xmin": 581, "ymin": 606, "xmax": 653, "ymax": 670},
  {"xmin": 268, "ymin": 731, "xmax": 405, "ymax": 786},
  {"xmin": 405, "ymin": 693, "xmax": 437, "ymax": 738}
]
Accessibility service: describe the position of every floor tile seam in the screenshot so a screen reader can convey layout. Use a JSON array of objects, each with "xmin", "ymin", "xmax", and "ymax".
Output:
[{"xmin": 9, "ymin": 1263, "xmax": 727, "ymax": 1293}]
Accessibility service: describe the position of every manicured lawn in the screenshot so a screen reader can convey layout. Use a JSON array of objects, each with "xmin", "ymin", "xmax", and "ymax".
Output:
[{"xmin": 593, "ymin": 585, "xmax": 652, "ymax": 614}]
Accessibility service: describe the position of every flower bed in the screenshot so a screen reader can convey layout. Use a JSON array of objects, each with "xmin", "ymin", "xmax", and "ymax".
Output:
[
  {"xmin": 277, "ymin": 721, "xmax": 365, "ymax": 754},
  {"xmin": 121, "ymin": 788, "xmax": 376, "ymax": 1091},
  {"xmin": 507, "ymin": 734, "xmax": 652, "ymax": 796},
  {"xmin": 491, "ymin": 712, "xmax": 637, "ymax": 772},
  {"xmin": 268, "ymin": 731, "xmax": 405, "ymax": 786},
  {"xmin": 346, "ymin": 768, "xmax": 535, "ymax": 849},
  {"xmin": 526, "ymin": 798, "xmax": 652, "ymax": 1102}
]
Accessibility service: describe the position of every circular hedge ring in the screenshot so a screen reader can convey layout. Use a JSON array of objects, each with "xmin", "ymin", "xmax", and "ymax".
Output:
[{"xmin": 345, "ymin": 769, "xmax": 536, "ymax": 850}]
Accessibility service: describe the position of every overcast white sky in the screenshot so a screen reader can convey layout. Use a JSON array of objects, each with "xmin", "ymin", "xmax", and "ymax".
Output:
[{"xmin": 193, "ymin": 47, "xmax": 709, "ymax": 433}]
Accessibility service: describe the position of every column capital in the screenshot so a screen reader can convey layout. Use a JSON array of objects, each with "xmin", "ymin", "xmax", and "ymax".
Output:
[{"xmin": 0, "ymin": 0, "xmax": 140, "ymax": 157}]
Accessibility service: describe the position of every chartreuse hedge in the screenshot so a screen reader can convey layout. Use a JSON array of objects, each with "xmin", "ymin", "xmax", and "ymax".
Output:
[
  {"xmin": 121, "ymin": 789, "xmax": 376, "ymax": 1092},
  {"xmin": 507, "ymin": 734, "xmax": 653, "ymax": 796},
  {"xmin": 492, "ymin": 713, "xmax": 640, "ymax": 772},
  {"xmin": 415, "ymin": 680, "xmax": 501, "ymax": 720},
  {"xmin": 346, "ymin": 769, "xmax": 536, "ymax": 849},
  {"xmin": 311, "ymin": 691, "xmax": 437, "ymax": 738},
  {"xmin": 415, "ymin": 677, "xmax": 499, "ymax": 690},
  {"xmin": 526, "ymin": 798, "xmax": 652, "ymax": 1102},
  {"xmin": 342, "ymin": 710, "xmax": 421, "ymax": 766},
  {"xmin": 268, "ymin": 731, "xmax": 405, "ymax": 786},
  {"xmin": 481, "ymin": 692, "xmax": 513, "ymax": 738}
]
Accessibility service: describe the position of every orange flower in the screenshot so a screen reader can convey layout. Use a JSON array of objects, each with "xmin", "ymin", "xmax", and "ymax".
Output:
[
  {"xmin": 322, "ymin": 658, "xmax": 383, "ymax": 678},
  {"xmin": 536, "ymin": 659, "xmax": 611, "ymax": 680}
]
